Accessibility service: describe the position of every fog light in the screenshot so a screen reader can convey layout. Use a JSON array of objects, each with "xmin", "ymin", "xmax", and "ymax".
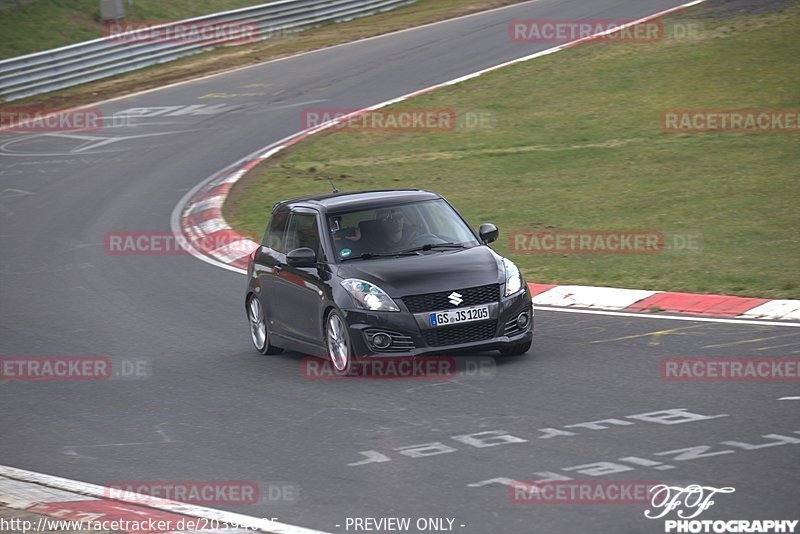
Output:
[
  {"xmin": 516, "ymin": 313, "xmax": 530, "ymax": 329},
  {"xmin": 371, "ymin": 332, "xmax": 392, "ymax": 350}
]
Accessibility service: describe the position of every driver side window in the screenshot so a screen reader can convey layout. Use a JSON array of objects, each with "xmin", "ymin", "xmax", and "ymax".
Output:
[{"xmin": 285, "ymin": 212, "xmax": 322, "ymax": 258}]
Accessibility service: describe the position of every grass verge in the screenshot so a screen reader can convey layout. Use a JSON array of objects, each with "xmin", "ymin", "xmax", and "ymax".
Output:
[
  {"xmin": 0, "ymin": 0, "xmax": 525, "ymax": 110},
  {"xmin": 225, "ymin": 1, "xmax": 800, "ymax": 299}
]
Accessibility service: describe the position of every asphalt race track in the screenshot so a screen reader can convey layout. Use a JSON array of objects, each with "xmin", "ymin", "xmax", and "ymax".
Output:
[{"xmin": 1, "ymin": 0, "xmax": 798, "ymax": 532}]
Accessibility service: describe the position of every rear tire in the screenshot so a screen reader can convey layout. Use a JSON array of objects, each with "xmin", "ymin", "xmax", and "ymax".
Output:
[
  {"xmin": 499, "ymin": 339, "xmax": 531, "ymax": 356},
  {"xmin": 247, "ymin": 294, "xmax": 283, "ymax": 355}
]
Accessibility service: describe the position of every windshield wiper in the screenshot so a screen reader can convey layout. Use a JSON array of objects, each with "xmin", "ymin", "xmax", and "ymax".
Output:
[
  {"xmin": 397, "ymin": 242, "xmax": 468, "ymax": 254},
  {"xmin": 340, "ymin": 251, "xmax": 420, "ymax": 261}
]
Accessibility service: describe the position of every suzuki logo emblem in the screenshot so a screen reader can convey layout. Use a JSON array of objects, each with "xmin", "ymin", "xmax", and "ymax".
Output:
[{"xmin": 448, "ymin": 292, "xmax": 463, "ymax": 306}]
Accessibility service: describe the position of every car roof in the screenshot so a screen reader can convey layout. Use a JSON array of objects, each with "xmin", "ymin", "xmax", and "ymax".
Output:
[{"xmin": 273, "ymin": 189, "xmax": 442, "ymax": 213}]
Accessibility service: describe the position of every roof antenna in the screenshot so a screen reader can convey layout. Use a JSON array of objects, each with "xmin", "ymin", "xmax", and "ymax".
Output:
[{"xmin": 328, "ymin": 176, "xmax": 340, "ymax": 193}]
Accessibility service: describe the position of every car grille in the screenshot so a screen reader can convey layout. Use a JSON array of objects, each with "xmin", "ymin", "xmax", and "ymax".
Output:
[
  {"xmin": 402, "ymin": 284, "xmax": 500, "ymax": 314},
  {"xmin": 422, "ymin": 321, "xmax": 498, "ymax": 347}
]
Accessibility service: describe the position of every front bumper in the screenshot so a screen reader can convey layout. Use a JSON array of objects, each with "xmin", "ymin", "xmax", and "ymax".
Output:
[{"xmin": 341, "ymin": 289, "xmax": 533, "ymax": 357}]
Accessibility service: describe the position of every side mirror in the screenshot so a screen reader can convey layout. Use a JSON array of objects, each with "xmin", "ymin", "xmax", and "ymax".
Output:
[
  {"xmin": 286, "ymin": 247, "xmax": 317, "ymax": 267},
  {"xmin": 479, "ymin": 223, "xmax": 499, "ymax": 244}
]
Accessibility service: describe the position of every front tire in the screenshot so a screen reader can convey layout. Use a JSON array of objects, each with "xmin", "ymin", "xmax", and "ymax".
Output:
[
  {"xmin": 247, "ymin": 294, "xmax": 282, "ymax": 355},
  {"xmin": 499, "ymin": 339, "xmax": 531, "ymax": 356},
  {"xmin": 325, "ymin": 309, "xmax": 352, "ymax": 374}
]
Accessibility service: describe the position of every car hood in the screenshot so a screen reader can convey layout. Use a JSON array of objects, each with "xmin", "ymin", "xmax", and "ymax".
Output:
[{"xmin": 335, "ymin": 245, "xmax": 504, "ymax": 297}]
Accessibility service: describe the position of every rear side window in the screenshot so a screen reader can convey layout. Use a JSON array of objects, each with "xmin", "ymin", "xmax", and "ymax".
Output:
[{"xmin": 263, "ymin": 210, "xmax": 289, "ymax": 253}]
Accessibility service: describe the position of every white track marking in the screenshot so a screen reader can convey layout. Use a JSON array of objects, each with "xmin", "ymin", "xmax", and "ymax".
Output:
[
  {"xmin": 739, "ymin": 300, "xmax": 800, "ymax": 321},
  {"xmin": 778, "ymin": 397, "xmax": 800, "ymax": 401},
  {"xmin": 187, "ymin": 196, "xmax": 226, "ymax": 214},
  {"xmin": 0, "ymin": 465, "xmax": 330, "ymax": 534},
  {"xmin": 533, "ymin": 286, "xmax": 657, "ymax": 309},
  {"xmin": 535, "ymin": 306, "xmax": 800, "ymax": 327}
]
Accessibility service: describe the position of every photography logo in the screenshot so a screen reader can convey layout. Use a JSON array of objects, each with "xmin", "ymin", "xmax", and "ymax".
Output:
[{"xmin": 645, "ymin": 484, "xmax": 798, "ymax": 533}]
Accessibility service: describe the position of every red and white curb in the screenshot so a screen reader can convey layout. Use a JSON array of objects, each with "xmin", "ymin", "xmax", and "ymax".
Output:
[
  {"xmin": 527, "ymin": 284, "xmax": 800, "ymax": 321},
  {"xmin": 172, "ymin": 0, "xmax": 797, "ymax": 323},
  {"xmin": 0, "ymin": 465, "xmax": 328, "ymax": 534}
]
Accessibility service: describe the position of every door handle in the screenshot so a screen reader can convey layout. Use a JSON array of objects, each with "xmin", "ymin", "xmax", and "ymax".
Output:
[{"xmin": 274, "ymin": 264, "xmax": 284, "ymax": 274}]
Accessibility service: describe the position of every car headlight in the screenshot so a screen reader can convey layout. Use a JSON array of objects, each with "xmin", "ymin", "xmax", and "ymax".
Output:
[
  {"xmin": 502, "ymin": 257, "xmax": 524, "ymax": 296},
  {"xmin": 341, "ymin": 279, "xmax": 400, "ymax": 312}
]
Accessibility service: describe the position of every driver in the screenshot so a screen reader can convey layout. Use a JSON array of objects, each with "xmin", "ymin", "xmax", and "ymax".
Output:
[{"xmin": 378, "ymin": 208, "xmax": 420, "ymax": 249}]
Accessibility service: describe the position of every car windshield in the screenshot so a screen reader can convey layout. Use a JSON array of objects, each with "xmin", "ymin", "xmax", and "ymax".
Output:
[{"xmin": 328, "ymin": 199, "xmax": 480, "ymax": 261}]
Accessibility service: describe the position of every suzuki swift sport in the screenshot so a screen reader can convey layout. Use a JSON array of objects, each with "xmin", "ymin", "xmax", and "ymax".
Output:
[{"xmin": 245, "ymin": 189, "xmax": 533, "ymax": 372}]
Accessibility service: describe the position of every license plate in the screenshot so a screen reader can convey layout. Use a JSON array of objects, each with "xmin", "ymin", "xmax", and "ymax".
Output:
[{"xmin": 430, "ymin": 306, "xmax": 490, "ymax": 327}]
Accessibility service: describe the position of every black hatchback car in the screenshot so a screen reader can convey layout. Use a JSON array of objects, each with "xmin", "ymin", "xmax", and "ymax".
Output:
[{"xmin": 245, "ymin": 189, "xmax": 533, "ymax": 372}]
